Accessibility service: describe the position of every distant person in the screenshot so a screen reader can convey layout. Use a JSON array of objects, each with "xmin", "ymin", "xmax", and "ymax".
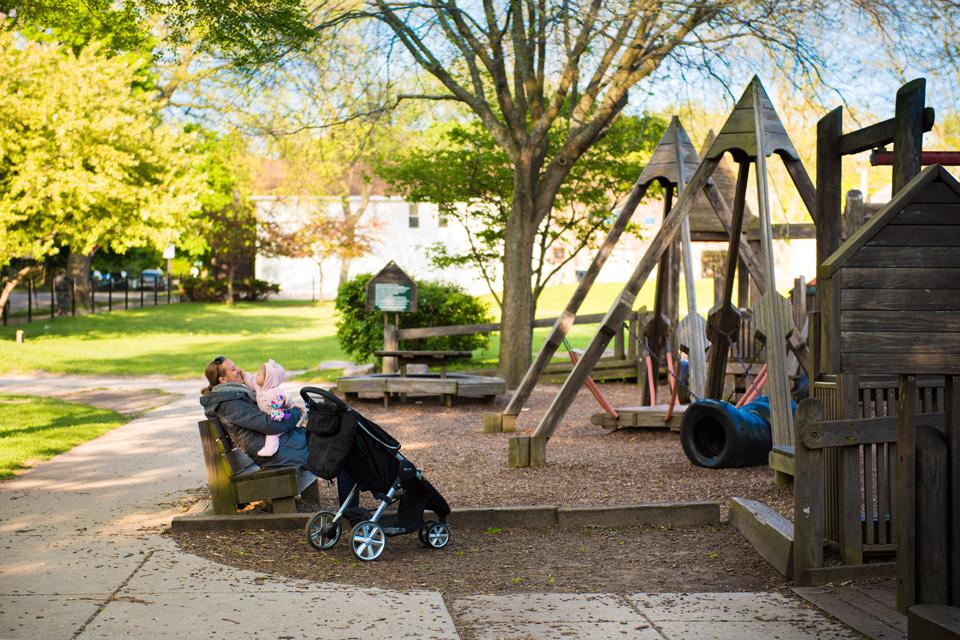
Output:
[{"xmin": 53, "ymin": 270, "xmax": 72, "ymax": 316}]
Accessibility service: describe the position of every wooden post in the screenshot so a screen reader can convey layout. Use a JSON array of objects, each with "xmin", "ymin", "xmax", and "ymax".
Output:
[
  {"xmin": 752, "ymin": 87, "xmax": 795, "ymax": 461},
  {"xmin": 508, "ymin": 436, "xmax": 530, "ymax": 467},
  {"xmin": 794, "ymin": 398, "xmax": 825, "ymax": 585},
  {"xmin": 737, "ymin": 257, "xmax": 750, "ymax": 307},
  {"xmin": 892, "ymin": 79, "xmax": 926, "ymax": 195},
  {"xmin": 497, "ymin": 180, "xmax": 652, "ymax": 424},
  {"xmin": 816, "ymin": 107, "xmax": 844, "ymax": 269},
  {"xmin": 49, "ymin": 278, "xmax": 54, "ymax": 320},
  {"xmin": 382, "ymin": 315, "xmax": 398, "ymax": 374},
  {"xmin": 646, "ymin": 189, "xmax": 676, "ymax": 404},
  {"xmin": 124, "ymin": 278, "xmax": 129, "ymax": 310},
  {"xmin": 27, "ymin": 277, "xmax": 32, "ymax": 323},
  {"xmin": 837, "ymin": 372, "xmax": 864, "ymax": 566},
  {"xmin": 532, "ymin": 156, "xmax": 721, "ymax": 440},
  {"xmin": 843, "ymin": 190, "xmax": 865, "ymax": 240},
  {"xmin": 706, "ymin": 160, "xmax": 749, "ymax": 399},
  {"xmin": 675, "ymin": 136, "xmax": 707, "ymax": 400},
  {"xmin": 898, "ymin": 374, "xmax": 918, "ymax": 613},
  {"xmin": 945, "ymin": 376, "xmax": 960, "ymax": 607},
  {"xmin": 108, "ymin": 278, "xmax": 113, "ymax": 312},
  {"xmin": 701, "ymin": 181, "xmax": 766, "ymax": 294}
]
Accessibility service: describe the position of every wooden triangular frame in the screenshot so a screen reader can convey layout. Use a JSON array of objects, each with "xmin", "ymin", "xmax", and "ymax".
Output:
[
  {"xmin": 529, "ymin": 78, "xmax": 817, "ymax": 478},
  {"xmin": 494, "ymin": 114, "xmax": 770, "ymax": 429}
]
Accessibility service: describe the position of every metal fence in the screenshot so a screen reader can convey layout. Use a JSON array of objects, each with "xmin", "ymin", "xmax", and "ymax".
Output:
[{"xmin": 2, "ymin": 273, "xmax": 183, "ymax": 327}]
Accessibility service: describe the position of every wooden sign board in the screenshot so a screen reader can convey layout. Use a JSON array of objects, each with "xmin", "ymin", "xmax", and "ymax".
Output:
[{"xmin": 366, "ymin": 261, "xmax": 417, "ymax": 313}]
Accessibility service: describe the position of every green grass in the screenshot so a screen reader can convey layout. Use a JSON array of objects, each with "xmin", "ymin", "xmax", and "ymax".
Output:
[
  {"xmin": 0, "ymin": 278, "xmax": 721, "ymax": 378},
  {"xmin": 0, "ymin": 395, "xmax": 130, "ymax": 479},
  {"xmin": 0, "ymin": 301, "xmax": 346, "ymax": 378}
]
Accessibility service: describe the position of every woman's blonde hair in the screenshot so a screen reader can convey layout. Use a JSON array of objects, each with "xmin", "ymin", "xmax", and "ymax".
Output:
[{"xmin": 201, "ymin": 356, "xmax": 225, "ymax": 395}]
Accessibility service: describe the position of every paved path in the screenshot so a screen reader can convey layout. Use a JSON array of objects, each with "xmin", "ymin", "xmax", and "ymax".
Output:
[{"xmin": 0, "ymin": 374, "xmax": 863, "ymax": 639}]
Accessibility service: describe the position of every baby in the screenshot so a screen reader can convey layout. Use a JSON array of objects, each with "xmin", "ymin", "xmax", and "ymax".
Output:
[{"xmin": 243, "ymin": 359, "xmax": 297, "ymax": 457}]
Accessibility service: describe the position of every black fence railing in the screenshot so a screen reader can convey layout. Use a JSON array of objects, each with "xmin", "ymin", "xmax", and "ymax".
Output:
[{"xmin": 2, "ymin": 273, "xmax": 183, "ymax": 327}]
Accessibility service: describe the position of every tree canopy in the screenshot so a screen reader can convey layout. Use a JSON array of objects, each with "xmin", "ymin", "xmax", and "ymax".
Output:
[{"xmin": 0, "ymin": 33, "xmax": 204, "ymax": 305}]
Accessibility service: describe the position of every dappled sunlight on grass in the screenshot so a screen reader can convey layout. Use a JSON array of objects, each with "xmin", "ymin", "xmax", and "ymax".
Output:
[
  {"xmin": 0, "ymin": 301, "xmax": 343, "ymax": 378},
  {"xmin": 0, "ymin": 395, "xmax": 130, "ymax": 479}
]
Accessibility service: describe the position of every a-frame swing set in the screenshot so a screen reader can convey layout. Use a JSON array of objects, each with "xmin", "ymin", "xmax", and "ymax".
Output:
[{"xmin": 504, "ymin": 77, "xmax": 818, "ymax": 482}]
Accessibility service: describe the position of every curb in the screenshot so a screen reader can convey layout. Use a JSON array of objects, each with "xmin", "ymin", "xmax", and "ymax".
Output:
[{"xmin": 170, "ymin": 501, "xmax": 720, "ymax": 532}]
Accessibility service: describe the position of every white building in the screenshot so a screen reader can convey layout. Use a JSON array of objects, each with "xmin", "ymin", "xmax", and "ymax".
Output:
[{"xmin": 253, "ymin": 190, "xmax": 817, "ymax": 302}]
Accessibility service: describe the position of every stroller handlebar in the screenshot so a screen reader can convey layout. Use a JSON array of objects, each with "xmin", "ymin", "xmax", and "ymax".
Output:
[{"xmin": 299, "ymin": 386, "xmax": 347, "ymax": 409}]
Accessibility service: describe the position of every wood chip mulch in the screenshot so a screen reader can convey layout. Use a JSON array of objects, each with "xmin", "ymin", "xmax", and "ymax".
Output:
[{"xmin": 168, "ymin": 382, "xmax": 795, "ymax": 595}]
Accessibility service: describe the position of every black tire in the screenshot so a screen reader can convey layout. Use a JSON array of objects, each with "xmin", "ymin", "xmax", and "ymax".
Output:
[
  {"xmin": 419, "ymin": 520, "xmax": 437, "ymax": 547},
  {"xmin": 680, "ymin": 400, "xmax": 771, "ymax": 469},
  {"xmin": 305, "ymin": 511, "xmax": 341, "ymax": 551}
]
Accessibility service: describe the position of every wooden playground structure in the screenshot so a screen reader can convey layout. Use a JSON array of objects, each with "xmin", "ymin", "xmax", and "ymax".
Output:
[{"xmin": 491, "ymin": 75, "xmax": 960, "ymax": 635}]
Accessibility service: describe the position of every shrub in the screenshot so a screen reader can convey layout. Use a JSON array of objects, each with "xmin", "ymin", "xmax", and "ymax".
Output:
[
  {"xmin": 180, "ymin": 276, "xmax": 280, "ymax": 302},
  {"xmin": 335, "ymin": 273, "xmax": 492, "ymax": 362}
]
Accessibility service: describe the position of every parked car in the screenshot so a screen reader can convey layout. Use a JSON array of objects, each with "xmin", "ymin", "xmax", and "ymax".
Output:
[
  {"xmin": 91, "ymin": 271, "xmax": 127, "ymax": 291},
  {"xmin": 130, "ymin": 269, "xmax": 166, "ymax": 291}
]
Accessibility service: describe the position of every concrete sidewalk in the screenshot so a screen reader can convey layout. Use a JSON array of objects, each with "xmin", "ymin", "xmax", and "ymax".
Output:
[{"xmin": 0, "ymin": 374, "xmax": 862, "ymax": 639}]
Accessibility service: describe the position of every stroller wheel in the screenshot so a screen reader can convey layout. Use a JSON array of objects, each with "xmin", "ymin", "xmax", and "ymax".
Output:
[
  {"xmin": 418, "ymin": 520, "xmax": 437, "ymax": 546},
  {"xmin": 305, "ymin": 511, "xmax": 341, "ymax": 551},
  {"xmin": 423, "ymin": 522, "xmax": 451, "ymax": 550},
  {"xmin": 351, "ymin": 521, "xmax": 386, "ymax": 561}
]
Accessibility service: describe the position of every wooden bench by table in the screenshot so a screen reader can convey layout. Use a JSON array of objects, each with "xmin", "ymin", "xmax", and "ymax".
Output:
[
  {"xmin": 373, "ymin": 350, "xmax": 473, "ymax": 406},
  {"xmin": 375, "ymin": 350, "xmax": 473, "ymax": 377},
  {"xmin": 198, "ymin": 418, "xmax": 319, "ymax": 515}
]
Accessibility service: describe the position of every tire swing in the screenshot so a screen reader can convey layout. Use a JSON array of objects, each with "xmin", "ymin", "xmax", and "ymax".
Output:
[{"xmin": 679, "ymin": 396, "xmax": 774, "ymax": 469}]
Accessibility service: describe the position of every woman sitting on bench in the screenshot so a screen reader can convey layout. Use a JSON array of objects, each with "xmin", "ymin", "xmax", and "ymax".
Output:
[
  {"xmin": 199, "ymin": 355, "xmax": 361, "ymax": 514},
  {"xmin": 200, "ymin": 356, "xmax": 307, "ymax": 467}
]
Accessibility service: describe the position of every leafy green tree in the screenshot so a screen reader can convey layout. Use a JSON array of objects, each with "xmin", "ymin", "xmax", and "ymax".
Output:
[
  {"xmin": 0, "ymin": 34, "xmax": 204, "ymax": 309},
  {"xmin": 380, "ymin": 114, "xmax": 664, "ymax": 313},
  {"xmin": 187, "ymin": 129, "xmax": 261, "ymax": 304}
]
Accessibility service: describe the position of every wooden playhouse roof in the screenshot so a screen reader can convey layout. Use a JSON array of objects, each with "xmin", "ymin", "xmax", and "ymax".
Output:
[{"xmin": 819, "ymin": 164, "xmax": 960, "ymax": 278}]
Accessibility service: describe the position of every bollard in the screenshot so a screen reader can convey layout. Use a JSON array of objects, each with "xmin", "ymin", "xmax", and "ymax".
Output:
[{"xmin": 15, "ymin": 330, "xmax": 24, "ymax": 343}]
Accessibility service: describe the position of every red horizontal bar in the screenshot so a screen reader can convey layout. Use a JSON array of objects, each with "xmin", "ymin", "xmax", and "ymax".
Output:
[{"xmin": 870, "ymin": 150, "xmax": 960, "ymax": 166}]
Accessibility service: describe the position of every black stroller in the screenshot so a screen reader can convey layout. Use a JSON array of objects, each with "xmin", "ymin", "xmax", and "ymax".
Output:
[{"xmin": 299, "ymin": 387, "xmax": 451, "ymax": 561}]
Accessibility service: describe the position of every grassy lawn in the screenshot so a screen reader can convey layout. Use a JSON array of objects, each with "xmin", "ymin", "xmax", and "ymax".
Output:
[
  {"xmin": 0, "ymin": 395, "xmax": 130, "ymax": 479},
  {"xmin": 0, "ymin": 301, "xmax": 345, "ymax": 378},
  {"xmin": 0, "ymin": 278, "xmax": 720, "ymax": 378}
]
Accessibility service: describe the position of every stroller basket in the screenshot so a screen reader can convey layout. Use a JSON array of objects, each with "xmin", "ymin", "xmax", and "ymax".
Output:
[{"xmin": 300, "ymin": 387, "xmax": 451, "ymax": 562}]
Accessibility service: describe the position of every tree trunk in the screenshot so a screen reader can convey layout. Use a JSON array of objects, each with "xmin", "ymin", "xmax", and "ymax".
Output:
[
  {"xmin": 0, "ymin": 265, "xmax": 36, "ymax": 311},
  {"xmin": 226, "ymin": 264, "xmax": 235, "ymax": 305},
  {"xmin": 498, "ymin": 161, "xmax": 539, "ymax": 388},
  {"xmin": 67, "ymin": 252, "xmax": 91, "ymax": 311},
  {"xmin": 338, "ymin": 257, "xmax": 352, "ymax": 290}
]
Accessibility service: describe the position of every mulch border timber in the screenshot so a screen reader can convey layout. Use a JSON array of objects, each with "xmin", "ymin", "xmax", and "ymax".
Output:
[{"xmin": 170, "ymin": 501, "xmax": 720, "ymax": 532}]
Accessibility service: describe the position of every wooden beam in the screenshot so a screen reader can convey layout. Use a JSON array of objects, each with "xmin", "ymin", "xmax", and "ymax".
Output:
[
  {"xmin": 532, "ymin": 156, "xmax": 721, "ymax": 440},
  {"xmin": 793, "ymin": 399, "xmax": 825, "ymax": 585},
  {"xmin": 897, "ymin": 374, "xmax": 918, "ymax": 614},
  {"xmin": 945, "ymin": 376, "xmax": 960, "ymax": 607},
  {"xmin": 674, "ymin": 125, "xmax": 707, "ymax": 400},
  {"xmin": 706, "ymin": 160, "xmax": 749, "ymax": 399},
  {"xmin": 893, "ymin": 79, "xmax": 927, "ymax": 195},
  {"xmin": 498, "ymin": 181, "xmax": 651, "ymax": 418},
  {"xmin": 817, "ymin": 108, "xmax": 844, "ymax": 269},
  {"xmin": 701, "ymin": 180, "xmax": 766, "ymax": 295},
  {"xmin": 752, "ymin": 87, "xmax": 795, "ymax": 452},
  {"xmin": 838, "ymin": 106, "xmax": 935, "ymax": 156}
]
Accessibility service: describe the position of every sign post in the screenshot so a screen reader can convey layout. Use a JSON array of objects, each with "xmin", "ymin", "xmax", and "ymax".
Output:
[{"xmin": 366, "ymin": 262, "xmax": 417, "ymax": 374}]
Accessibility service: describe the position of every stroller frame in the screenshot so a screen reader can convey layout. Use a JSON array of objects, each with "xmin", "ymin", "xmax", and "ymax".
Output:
[{"xmin": 301, "ymin": 387, "xmax": 451, "ymax": 561}]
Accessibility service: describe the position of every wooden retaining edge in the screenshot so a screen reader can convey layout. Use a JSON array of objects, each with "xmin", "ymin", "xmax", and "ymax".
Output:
[
  {"xmin": 728, "ymin": 497, "xmax": 794, "ymax": 579},
  {"xmin": 170, "ymin": 501, "xmax": 721, "ymax": 532}
]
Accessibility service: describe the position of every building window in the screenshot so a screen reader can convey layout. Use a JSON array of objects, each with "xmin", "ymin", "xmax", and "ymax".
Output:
[
  {"xmin": 552, "ymin": 246, "xmax": 565, "ymax": 261},
  {"xmin": 408, "ymin": 203, "xmax": 419, "ymax": 228}
]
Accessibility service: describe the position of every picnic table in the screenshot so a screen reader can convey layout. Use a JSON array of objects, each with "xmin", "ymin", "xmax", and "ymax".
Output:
[
  {"xmin": 338, "ymin": 350, "xmax": 497, "ymax": 407},
  {"xmin": 374, "ymin": 350, "xmax": 473, "ymax": 378}
]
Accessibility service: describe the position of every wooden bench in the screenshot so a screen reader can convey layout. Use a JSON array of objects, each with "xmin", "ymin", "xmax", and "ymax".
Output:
[{"xmin": 197, "ymin": 418, "xmax": 319, "ymax": 515}]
